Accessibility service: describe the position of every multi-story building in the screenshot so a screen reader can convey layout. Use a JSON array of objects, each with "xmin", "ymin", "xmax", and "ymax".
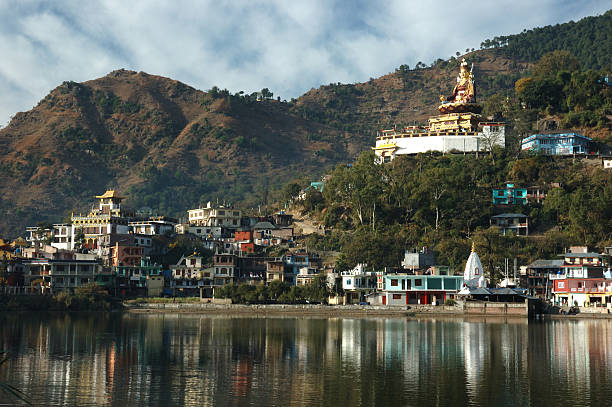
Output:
[
  {"xmin": 521, "ymin": 132, "xmax": 593, "ymax": 156},
  {"xmin": 265, "ymin": 259, "xmax": 286, "ymax": 284},
  {"xmin": 492, "ymin": 183, "xmax": 547, "ymax": 205},
  {"xmin": 296, "ymin": 267, "xmax": 319, "ymax": 286},
  {"xmin": 552, "ymin": 279, "xmax": 612, "ymax": 307},
  {"xmin": 128, "ymin": 216, "xmax": 177, "ymax": 236},
  {"xmin": 491, "ymin": 213, "xmax": 529, "ymax": 236},
  {"xmin": 25, "ymin": 226, "xmax": 53, "ymax": 247},
  {"xmin": 382, "ymin": 273, "xmax": 464, "ymax": 306},
  {"xmin": 284, "ymin": 251, "xmax": 320, "ymax": 285},
  {"xmin": 188, "ymin": 202, "xmax": 241, "ymax": 228},
  {"xmin": 341, "ymin": 264, "xmax": 377, "ymax": 303},
  {"xmin": 235, "ymin": 230, "xmax": 255, "ymax": 254},
  {"xmin": 171, "ymin": 254, "xmax": 214, "ymax": 297},
  {"xmin": 213, "ymin": 251, "xmax": 237, "ymax": 288},
  {"xmin": 71, "ymin": 190, "xmax": 132, "ymax": 250},
  {"xmin": 24, "ymin": 257, "xmax": 107, "ymax": 292},
  {"xmin": 115, "ymin": 257, "xmax": 163, "ymax": 297},
  {"xmin": 551, "ymin": 246, "xmax": 610, "ymax": 306},
  {"xmin": 189, "ymin": 225, "xmax": 224, "ymax": 239},
  {"xmin": 51, "ymin": 224, "xmax": 73, "ymax": 250},
  {"xmin": 521, "ymin": 259, "xmax": 563, "ymax": 298}
]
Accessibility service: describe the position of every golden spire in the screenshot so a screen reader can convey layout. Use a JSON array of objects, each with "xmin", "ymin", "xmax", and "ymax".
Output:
[{"xmin": 471, "ymin": 241, "xmax": 476, "ymax": 253}]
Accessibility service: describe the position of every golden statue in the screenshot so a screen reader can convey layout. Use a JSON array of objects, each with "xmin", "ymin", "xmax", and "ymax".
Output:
[{"xmin": 438, "ymin": 59, "xmax": 481, "ymax": 114}]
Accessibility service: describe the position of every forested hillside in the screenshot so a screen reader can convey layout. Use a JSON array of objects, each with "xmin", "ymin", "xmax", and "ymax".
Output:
[
  {"xmin": 299, "ymin": 150, "xmax": 612, "ymax": 281},
  {"xmin": 481, "ymin": 9, "xmax": 611, "ymax": 70}
]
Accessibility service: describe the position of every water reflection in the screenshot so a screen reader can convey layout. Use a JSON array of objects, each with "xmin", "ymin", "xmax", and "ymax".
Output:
[{"xmin": 0, "ymin": 313, "xmax": 611, "ymax": 406}]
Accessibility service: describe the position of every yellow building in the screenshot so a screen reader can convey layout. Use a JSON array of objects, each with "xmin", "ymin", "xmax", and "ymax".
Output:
[{"xmin": 71, "ymin": 190, "xmax": 132, "ymax": 249}]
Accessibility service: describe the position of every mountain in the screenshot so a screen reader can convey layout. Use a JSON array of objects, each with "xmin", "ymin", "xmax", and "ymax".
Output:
[
  {"xmin": 292, "ymin": 49, "xmax": 527, "ymax": 140},
  {"xmin": 292, "ymin": 10, "xmax": 611, "ymax": 139},
  {"xmin": 0, "ymin": 70, "xmax": 361, "ymax": 237},
  {"xmin": 1, "ymin": 10, "xmax": 610, "ymax": 238}
]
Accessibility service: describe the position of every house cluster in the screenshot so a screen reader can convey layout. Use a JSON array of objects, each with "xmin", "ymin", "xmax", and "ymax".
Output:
[
  {"xmin": 331, "ymin": 248, "xmax": 463, "ymax": 306},
  {"xmin": 522, "ymin": 246, "xmax": 612, "ymax": 307},
  {"xmin": 2, "ymin": 190, "xmax": 327, "ymax": 297},
  {"xmin": 2, "ymin": 190, "xmax": 611, "ymax": 309}
]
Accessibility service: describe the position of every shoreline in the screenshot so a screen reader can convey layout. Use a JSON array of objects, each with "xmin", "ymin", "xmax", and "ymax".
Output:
[{"xmin": 122, "ymin": 302, "xmax": 612, "ymax": 319}]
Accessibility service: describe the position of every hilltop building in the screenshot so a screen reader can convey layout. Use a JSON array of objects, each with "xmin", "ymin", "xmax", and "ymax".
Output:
[
  {"xmin": 373, "ymin": 59, "xmax": 505, "ymax": 161},
  {"xmin": 521, "ymin": 132, "xmax": 593, "ymax": 156}
]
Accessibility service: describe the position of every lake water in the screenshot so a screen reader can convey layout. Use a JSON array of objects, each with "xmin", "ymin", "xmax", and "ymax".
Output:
[{"xmin": 1, "ymin": 313, "xmax": 611, "ymax": 406}]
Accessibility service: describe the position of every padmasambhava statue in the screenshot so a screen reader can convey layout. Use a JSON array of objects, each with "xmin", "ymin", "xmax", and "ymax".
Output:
[{"xmin": 438, "ymin": 59, "xmax": 482, "ymax": 114}]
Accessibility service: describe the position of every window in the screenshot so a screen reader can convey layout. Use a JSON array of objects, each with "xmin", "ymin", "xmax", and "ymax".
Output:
[
  {"xmin": 558, "ymin": 282, "xmax": 565, "ymax": 289},
  {"xmin": 401, "ymin": 279, "xmax": 405, "ymax": 290},
  {"xmin": 415, "ymin": 279, "xmax": 422, "ymax": 286},
  {"xmin": 391, "ymin": 279, "xmax": 398, "ymax": 286},
  {"xmin": 346, "ymin": 278, "xmax": 352, "ymax": 285},
  {"xmin": 578, "ymin": 282, "xmax": 582, "ymax": 288},
  {"xmin": 392, "ymin": 294, "xmax": 402, "ymax": 300}
]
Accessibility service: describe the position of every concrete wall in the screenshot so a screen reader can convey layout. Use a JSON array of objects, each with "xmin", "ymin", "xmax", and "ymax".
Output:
[{"xmin": 463, "ymin": 301, "xmax": 528, "ymax": 316}]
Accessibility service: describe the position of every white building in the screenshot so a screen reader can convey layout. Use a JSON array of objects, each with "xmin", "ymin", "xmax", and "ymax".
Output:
[
  {"xmin": 341, "ymin": 264, "xmax": 377, "ymax": 303},
  {"xmin": 188, "ymin": 225, "xmax": 224, "ymax": 239},
  {"xmin": 459, "ymin": 243, "xmax": 486, "ymax": 294},
  {"xmin": 129, "ymin": 217, "xmax": 176, "ymax": 235},
  {"xmin": 373, "ymin": 122, "xmax": 505, "ymax": 162},
  {"xmin": 51, "ymin": 224, "xmax": 73, "ymax": 250},
  {"xmin": 188, "ymin": 202, "xmax": 241, "ymax": 228}
]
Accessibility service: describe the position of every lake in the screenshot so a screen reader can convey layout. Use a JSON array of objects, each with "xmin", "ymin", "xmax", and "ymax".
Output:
[{"xmin": 1, "ymin": 313, "xmax": 611, "ymax": 406}]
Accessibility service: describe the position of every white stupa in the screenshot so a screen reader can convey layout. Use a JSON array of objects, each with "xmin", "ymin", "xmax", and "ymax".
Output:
[{"xmin": 459, "ymin": 242, "xmax": 486, "ymax": 294}]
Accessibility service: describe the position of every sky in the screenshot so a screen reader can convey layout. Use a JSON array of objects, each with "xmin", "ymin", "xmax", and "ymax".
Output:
[{"xmin": 0, "ymin": 0, "xmax": 609, "ymax": 126}]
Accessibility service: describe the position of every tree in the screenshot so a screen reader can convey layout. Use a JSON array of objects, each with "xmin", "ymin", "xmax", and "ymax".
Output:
[
  {"xmin": 260, "ymin": 88, "xmax": 273, "ymax": 99},
  {"xmin": 532, "ymin": 50, "xmax": 580, "ymax": 78},
  {"xmin": 282, "ymin": 182, "xmax": 302, "ymax": 202}
]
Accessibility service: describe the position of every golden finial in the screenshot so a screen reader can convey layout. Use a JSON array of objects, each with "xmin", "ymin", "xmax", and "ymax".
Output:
[{"xmin": 471, "ymin": 241, "xmax": 476, "ymax": 252}]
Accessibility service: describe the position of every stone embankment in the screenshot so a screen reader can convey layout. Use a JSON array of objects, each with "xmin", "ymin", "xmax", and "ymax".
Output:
[{"xmin": 124, "ymin": 302, "xmax": 464, "ymax": 317}]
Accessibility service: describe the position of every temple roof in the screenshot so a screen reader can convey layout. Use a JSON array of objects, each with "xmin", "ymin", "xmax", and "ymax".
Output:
[{"xmin": 95, "ymin": 190, "xmax": 125, "ymax": 200}]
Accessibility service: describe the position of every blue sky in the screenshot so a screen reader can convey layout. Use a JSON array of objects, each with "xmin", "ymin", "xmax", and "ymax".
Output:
[{"xmin": 0, "ymin": 0, "xmax": 609, "ymax": 125}]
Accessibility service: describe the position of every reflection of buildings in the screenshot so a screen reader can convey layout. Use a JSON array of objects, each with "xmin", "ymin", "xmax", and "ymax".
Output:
[{"xmin": 2, "ymin": 315, "xmax": 612, "ymax": 406}]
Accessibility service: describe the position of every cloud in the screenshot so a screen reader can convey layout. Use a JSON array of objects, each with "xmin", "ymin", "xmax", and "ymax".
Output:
[{"xmin": 0, "ymin": 0, "xmax": 609, "ymax": 125}]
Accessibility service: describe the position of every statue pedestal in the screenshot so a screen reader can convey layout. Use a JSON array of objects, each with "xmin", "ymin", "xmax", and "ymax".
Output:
[{"xmin": 428, "ymin": 113, "xmax": 481, "ymax": 133}]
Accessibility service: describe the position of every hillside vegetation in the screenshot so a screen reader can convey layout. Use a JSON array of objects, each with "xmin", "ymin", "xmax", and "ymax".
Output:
[{"xmin": 300, "ymin": 150, "xmax": 611, "ymax": 281}]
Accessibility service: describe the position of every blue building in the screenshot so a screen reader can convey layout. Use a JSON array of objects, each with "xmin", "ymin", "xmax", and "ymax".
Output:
[
  {"xmin": 521, "ymin": 132, "xmax": 593, "ymax": 156},
  {"xmin": 382, "ymin": 274, "xmax": 463, "ymax": 305},
  {"xmin": 492, "ymin": 183, "xmax": 528, "ymax": 205}
]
